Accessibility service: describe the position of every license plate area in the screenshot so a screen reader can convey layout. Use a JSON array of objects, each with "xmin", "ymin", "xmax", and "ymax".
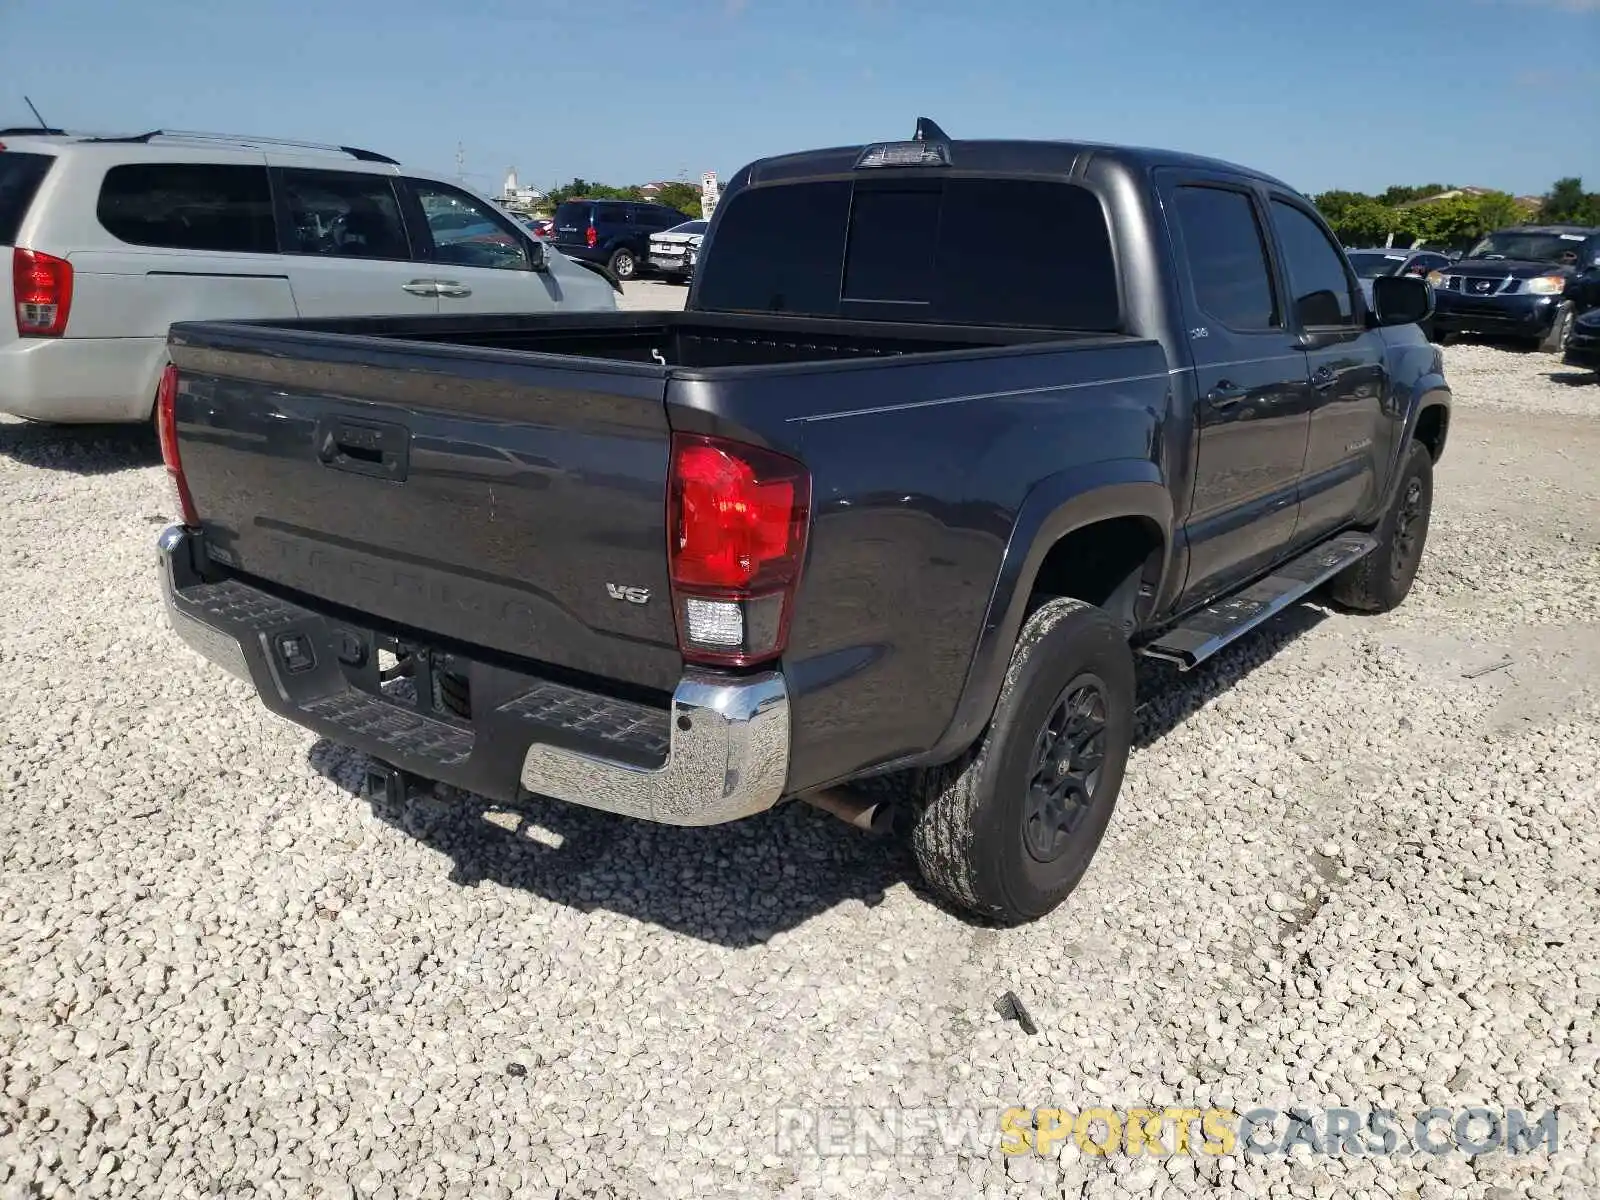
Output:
[{"xmin": 333, "ymin": 627, "xmax": 474, "ymax": 726}]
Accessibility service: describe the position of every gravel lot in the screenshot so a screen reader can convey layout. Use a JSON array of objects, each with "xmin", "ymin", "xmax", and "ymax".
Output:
[{"xmin": 1, "ymin": 307, "xmax": 1597, "ymax": 1199}]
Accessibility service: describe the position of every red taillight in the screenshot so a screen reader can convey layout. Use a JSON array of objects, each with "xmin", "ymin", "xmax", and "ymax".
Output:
[
  {"xmin": 156, "ymin": 364, "xmax": 200, "ymax": 527},
  {"xmin": 13, "ymin": 247, "xmax": 73, "ymax": 337},
  {"xmin": 585, "ymin": 224, "xmax": 597, "ymax": 248},
  {"xmin": 667, "ymin": 433, "xmax": 810, "ymax": 667}
]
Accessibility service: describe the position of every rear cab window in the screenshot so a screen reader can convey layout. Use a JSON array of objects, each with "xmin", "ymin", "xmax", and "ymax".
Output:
[
  {"xmin": 0, "ymin": 151, "xmax": 56, "ymax": 245},
  {"xmin": 694, "ymin": 177, "xmax": 1121, "ymax": 330},
  {"xmin": 97, "ymin": 163, "xmax": 277, "ymax": 254}
]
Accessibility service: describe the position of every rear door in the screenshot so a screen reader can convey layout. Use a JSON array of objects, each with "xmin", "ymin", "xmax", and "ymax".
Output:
[
  {"xmin": 551, "ymin": 201, "xmax": 594, "ymax": 255},
  {"xmin": 403, "ymin": 177, "xmax": 564, "ymax": 313},
  {"xmin": 271, "ymin": 165, "xmax": 439, "ymax": 317},
  {"xmin": 1157, "ymin": 172, "xmax": 1311, "ymax": 604},
  {"xmin": 0, "ymin": 146, "xmax": 60, "ymax": 357},
  {"xmin": 1265, "ymin": 195, "xmax": 1389, "ymax": 547}
]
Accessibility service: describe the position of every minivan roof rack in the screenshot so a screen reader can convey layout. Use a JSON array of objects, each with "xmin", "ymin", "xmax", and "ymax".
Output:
[{"xmin": 78, "ymin": 129, "xmax": 400, "ymax": 165}]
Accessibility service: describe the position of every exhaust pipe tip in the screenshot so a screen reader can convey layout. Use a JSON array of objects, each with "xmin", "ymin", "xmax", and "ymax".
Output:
[{"xmin": 802, "ymin": 787, "xmax": 902, "ymax": 838}]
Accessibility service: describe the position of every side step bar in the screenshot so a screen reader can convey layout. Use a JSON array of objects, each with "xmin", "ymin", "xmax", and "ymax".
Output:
[{"xmin": 1140, "ymin": 531, "xmax": 1378, "ymax": 670}]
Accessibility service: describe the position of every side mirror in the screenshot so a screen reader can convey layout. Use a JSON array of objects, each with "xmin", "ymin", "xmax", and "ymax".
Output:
[
  {"xmin": 527, "ymin": 237, "xmax": 548, "ymax": 272},
  {"xmin": 1372, "ymin": 274, "xmax": 1434, "ymax": 327}
]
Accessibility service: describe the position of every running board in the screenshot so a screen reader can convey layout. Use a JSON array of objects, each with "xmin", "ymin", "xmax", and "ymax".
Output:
[{"xmin": 1140, "ymin": 532, "xmax": 1378, "ymax": 670}]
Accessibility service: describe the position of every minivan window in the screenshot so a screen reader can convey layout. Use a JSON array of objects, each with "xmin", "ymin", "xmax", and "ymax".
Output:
[
  {"xmin": 1270, "ymin": 200, "xmax": 1356, "ymax": 326},
  {"xmin": 97, "ymin": 163, "xmax": 277, "ymax": 254},
  {"xmin": 279, "ymin": 169, "xmax": 410, "ymax": 259},
  {"xmin": 696, "ymin": 177, "xmax": 1121, "ymax": 330},
  {"xmin": 411, "ymin": 180, "xmax": 530, "ymax": 270},
  {"xmin": 0, "ymin": 152, "xmax": 55, "ymax": 245},
  {"xmin": 1171, "ymin": 186, "xmax": 1280, "ymax": 331}
]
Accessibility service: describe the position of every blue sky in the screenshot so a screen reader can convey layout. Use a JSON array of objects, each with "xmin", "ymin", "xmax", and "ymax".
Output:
[{"xmin": 2, "ymin": 0, "xmax": 1596, "ymax": 199}]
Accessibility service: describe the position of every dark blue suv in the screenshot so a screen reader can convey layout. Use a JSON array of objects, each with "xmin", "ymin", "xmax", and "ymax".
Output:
[
  {"xmin": 1429, "ymin": 224, "xmax": 1600, "ymax": 352},
  {"xmin": 552, "ymin": 199, "xmax": 692, "ymax": 281}
]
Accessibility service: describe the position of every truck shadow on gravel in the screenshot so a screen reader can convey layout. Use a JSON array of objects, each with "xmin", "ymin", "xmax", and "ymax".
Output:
[
  {"xmin": 306, "ymin": 605, "xmax": 1328, "ymax": 942},
  {"xmin": 0, "ymin": 419, "xmax": 160, "ymax": 474},
  {"xmin": 308, "ymin": 739, "xmax": 913, "ymax": 946},
  {"xmin": 1545, "ymin": 370, "xmax": 1597, "ymax": 387}
]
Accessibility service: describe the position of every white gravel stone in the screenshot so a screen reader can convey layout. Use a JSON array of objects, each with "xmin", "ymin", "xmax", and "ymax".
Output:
[{"xmin": 2, "ymin": 324, "xmax": 1597, "ymax": 1199}]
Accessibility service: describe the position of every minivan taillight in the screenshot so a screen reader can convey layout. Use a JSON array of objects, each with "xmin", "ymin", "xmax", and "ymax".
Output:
[
  {"xmin": 667, "ymin": 434, "xmax": 811, "ymax": 667},
  {"xmin": 13, "ymin": 247, "xmax": 73, "ymax": 337},
  {"xmin": 156, "ymin": 364, "xmax": 200, "ymax": 527},
  {"xmin": 586, "ymin": 224, "xmax": 598, "ymax": 248}
]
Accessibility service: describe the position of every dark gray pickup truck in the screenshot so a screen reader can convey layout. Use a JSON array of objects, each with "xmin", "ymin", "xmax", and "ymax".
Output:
[{"xmin": 156, "ymin": 120, "xmax": 1451, "ymax": 923}]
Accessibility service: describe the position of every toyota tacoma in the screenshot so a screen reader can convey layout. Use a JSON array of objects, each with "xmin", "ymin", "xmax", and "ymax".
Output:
[{"xmin": 155, "ymin": 120, "xmax": 1451, "ymax": 923}]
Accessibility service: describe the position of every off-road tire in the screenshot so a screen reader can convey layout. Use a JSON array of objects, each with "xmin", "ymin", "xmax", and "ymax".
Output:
[
  {"xmin": 608, "ymin": 248, "xmax": 637, "ymax": 280},
  {"xmin": 1326, "ymin": 439, "xmax": 1433, "ymax": 613},
  {"xmin": 910, "ymin": 597, "xmax": 1135, "ymax": 924},
  {"xmin": 1539, "ymin": 302, "xmax": 1575, "ymax": 355}
]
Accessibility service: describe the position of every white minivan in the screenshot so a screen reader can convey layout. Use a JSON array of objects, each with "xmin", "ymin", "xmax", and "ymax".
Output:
[{"xmin": 0, "ymin": 130, "xmax": 619, "ymax": 423}]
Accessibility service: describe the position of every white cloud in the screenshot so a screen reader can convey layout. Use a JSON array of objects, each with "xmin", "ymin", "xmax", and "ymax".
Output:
[{"xmin": 1512, "ymin": 0, "xmax": 1600, "ymax": 11}]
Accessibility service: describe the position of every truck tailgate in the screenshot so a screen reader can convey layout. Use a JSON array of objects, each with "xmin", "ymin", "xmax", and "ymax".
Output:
[{"xmin": 166, "ymin": 323, "xmax": 682, "ymax": 694}]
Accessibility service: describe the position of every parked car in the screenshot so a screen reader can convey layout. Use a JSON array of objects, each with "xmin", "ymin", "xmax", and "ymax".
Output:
[
  {"xmin": 551, "ymin": 198, "xmax": 692, "ymax": 281},
  {"xmin": 648, "ymin": 219, "xmax": 707, "ymax": 283},
  {"xmin": 1345, "ymin": 248, "xmax": 1452, "ymax": 339},
  {"xmin": 155, "ymin": 118, "xmax": 1449, "ymax": 924},
  {"xmin": 1562, "ymin": 305, "xmax": 1600, "ymax": 375},
  {"xmin": 0, "ymin": 130, "xmax": 618, "ymax": 424},
  {"xmin": 1427, "ymin": 224, "xmax": 1600, "ymax": 352}
]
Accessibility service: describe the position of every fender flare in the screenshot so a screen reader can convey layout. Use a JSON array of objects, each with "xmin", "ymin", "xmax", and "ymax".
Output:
[
  {"xmin": 1375, "ymin": 377, "xmax": 1451, "ymax": 517},
  {"xmin": 920, "ymin": 460, "xmax": 1174, "ymax": 767}
]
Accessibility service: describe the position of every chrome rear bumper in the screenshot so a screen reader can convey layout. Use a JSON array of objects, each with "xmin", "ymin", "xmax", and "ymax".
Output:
[{"xmin": 157, "ymin": 525, "xmax": 791, "ymax": 825}]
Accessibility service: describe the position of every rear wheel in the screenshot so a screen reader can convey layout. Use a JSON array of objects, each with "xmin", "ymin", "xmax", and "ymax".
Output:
[
  {"xmin": 608, "ymin": 248, "xmax": 637, "ymax": 280},
  {"xmin": 910, "ymin": 597, "xmax": 1135, "ymax": 924},
  {"xmin": 1326, "ymin": 439, "xmax": 1433, "ymax": 613},
  {"xmin": 1539, "ymin": 302, "xmax": 1575, "ymax": 354}
]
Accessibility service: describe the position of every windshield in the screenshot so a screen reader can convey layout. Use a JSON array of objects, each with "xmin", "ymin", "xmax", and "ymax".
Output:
[
  {"xmin": 1467, "ymin": 231, "xmax": 1586, "ymax": 264},
  {"xmin": 1346, "ymin": 251, "xmax": 1409, "ymax": 279},
  {"xmin": 666, "ymin": 220, "xmax": 707, "ymax": 235}
]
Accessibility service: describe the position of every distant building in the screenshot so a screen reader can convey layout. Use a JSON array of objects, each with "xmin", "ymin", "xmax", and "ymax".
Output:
[{"xmin": 500, "ymin": 167, "xmax": 544, "ymax": 212}]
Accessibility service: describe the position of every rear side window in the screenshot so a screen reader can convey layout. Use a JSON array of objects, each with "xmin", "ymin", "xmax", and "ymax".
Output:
[
  {"xmin": 1170, "ymin": 186, "xmax": 1280, "ymax": 331},
  {"xmin": 696, "ymin": 178, "xmax": 1121, "ymax": 330},
  {"xmin": 1270, "ymin": 200, "xmax": 1356, "ymax": 327},
  {"xmin": 279, "ymin": 169, "xmax": 410, "ymax": 259},
  {"xmin": 0, "ymin": 152, "xmax": 54, "ymax": 245},
  {"xmin": 554, "ymin": 202, "xmax": 592, "ymax": 229},
  {"xmin": 97, "ymin": 163, "xmax": 276, "ymax": 254}
]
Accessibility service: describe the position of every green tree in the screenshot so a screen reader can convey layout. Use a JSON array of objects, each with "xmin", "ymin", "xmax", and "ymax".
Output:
[
  {"xmin": 653, "ymin": 181, "xmax": 703, "ymax": 218},
  {"xmin": 1539, "ymin": 177, "xmax": 1600, "ymax": 225},
  {"xmin": 1378, "ymin": 183, "xmax": 1453, "ymax": 207},
  {"xmin": 539, "ymin": 178, "xmax": 642, "ymax": 211},
  {"xmin": 1411, "ymin": 191, "xmax": 1520, "ymax": 249},
  {"xmin": 1313, "ymin": 191, "xmax": 1405, "ymax": 246}
]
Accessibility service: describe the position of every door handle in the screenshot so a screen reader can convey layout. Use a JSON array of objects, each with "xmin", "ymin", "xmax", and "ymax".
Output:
[
  {"xmin": 434, "ymin": 281, "xmax": 473, "ymax": 299},
  {"xmin": 402, "ymin": 279, "xmax": 440, "ymax": 297},
  {"xmin": 1312, "ymin": 365, "xmax": 1337, "ymax": 391},
  {"xmin": 1205, "ymin": 381, "xmax": 1248, "ymax": 409}
]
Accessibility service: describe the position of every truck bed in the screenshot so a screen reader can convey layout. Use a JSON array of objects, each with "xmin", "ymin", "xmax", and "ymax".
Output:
[
  {"xmin": 212, "ymin": 309, "xmax": 1073, "ymax": 370},
  {"xmin": 165, "ymin": 309, "xmax": 1159, "ymax": 787}
]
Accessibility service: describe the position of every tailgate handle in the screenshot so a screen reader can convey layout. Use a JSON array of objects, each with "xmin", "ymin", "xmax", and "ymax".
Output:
[{"xmin": 316, "ymin": 418, "xmax": 410, "ymax": 482}]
